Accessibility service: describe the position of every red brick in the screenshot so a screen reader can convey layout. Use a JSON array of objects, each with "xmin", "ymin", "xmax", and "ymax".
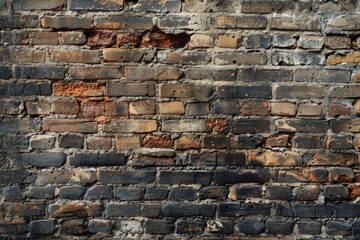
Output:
[
  {"xmin": 141, "ymin": 30, "xmax": 190, "ymax": 48},
  {"xmin": 143, "ymin": 135, "xmax": 172, "ymax": 148},
  {"xmin": 129, "ymin": 100, "xmax": 156, "ymax": 115},
  {"xmin": 265, "ymin": 135, "xmax": 289, "ymax": 147},
  {"xmin": 87, "ymin": 31, "xmax": 116, "ymax": 46},
  {"xmin": 241, "ymin": 100, "xmax": 269, "ymax": 116},
  {"xmin": 117, "ymin": 33, "xmax": 140, "ymax": 47},
  {"xmin": 327, "ymin": 52, "xmax": 360, "ymax": 65},
  {"xmin": 50, "ymin": 50, "xmax": 100, "ymax": 63},
  {"xmin": 87, "ymin": 137, "xmax": 112, "ymax": 150},
  {"xmin": 52, "ymin": 97, "xmax": 79, "ymax": 115},
  {"xmin": 53, "ymin": 83, "xmax": 104, "ymax": 97},
  {"xmin": 116, "ymin": 136, "xmax": 141, "ymax": 150},
  {"xmin": 81, "ymin": 100, "xmax": 117, "ymax": 118},
  {"xmin": 328, "ymin": 102, "xmax": 351, "ymax": 117},
  {"xmin": 174, "ymin": 135, "xmax": 200, "ymax": 149},
  {"xmin": 30, "ymin": 32, "xmax": 59, "ymax": 45},
  {"xmin": 248, "ymin": 151, "xmax": 302, "ymax": 166}
]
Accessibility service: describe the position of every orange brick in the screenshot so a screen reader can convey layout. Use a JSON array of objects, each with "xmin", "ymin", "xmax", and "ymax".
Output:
[{"xmin": 159, "ymin": 101, "xmax": 185, "ymax": 115}]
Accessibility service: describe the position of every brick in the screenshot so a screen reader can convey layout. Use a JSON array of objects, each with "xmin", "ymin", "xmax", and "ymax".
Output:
[
  {"xmin": 273, "ymin": 34, "xmax": 296, "ymax": 48},
  {"xmin": 328, "ymin": 167, "xmax": 354, "ymax": 183},
  {"xmin": 265, "ymin": 186, "xmax": 292, "ymax": 200},
  {"xmin": 307, "ymin": 152, "xmax": 355, "ymax": 166},
  {"xmin": 325, "ymin": 35, "xmax": 351, "ymax": 49},
  {"xmin": 129, "ymin": 100, "xmax": 156, "ymax": 115},
  {"xmin": 0, "ymin": 169, "xmax": 33, "ymax": 185},
  {"xmin": 328, "ymin": 52, "xmax": 360, "ymax": 65},
  {"xmin": 5, "ymin": 49, "xmax": 46, "ymax": 63},
  {"xmin": 229, "ymin": 185, "xmax": 262, "ymax": 200},
  {"xmin": 30, "ymin": 220, "xmax": 55, "ymax": 235},
  {"xmin": 329, "ymin": 102, "xmax": 351, "ymax": 117},
  {"xmin": 308, "ymin": 168, "xmax": 328, "ymax": 183},
  {"xmin": 89, "ymin": 219, "xmax": 112, "ymax": 234},
  {"xmin": 214, "ymin": 52, "xmax": 267, "ymax": 65},
  {"xmin": 217, "ymin": 152, "xmax": 246, "ymax": 166},
  {"xmin": 331, "ymin": 119, "xmax": 360, "ymax": 133},
  {"xmin": 12, "ymin": 0, "xmax": 66, "ymax": 10},
  {"xmin": 244, "ymin": 34, "xmax": 272, "ymax": 49},
  {"xmin": 0, "ymin": 14, "xmax": 39, "ymax": 28},
  {"xmin": 103, "ymin": 48, "xmax": 154, "ymax": 62},
  {"xmin": 52, "ymin": 97, "xmax": 79, "ymax": 114},
  {"xmin": 298, "ymin": 102, "xmax": 323, "ymax": 116},
  {"xmin": 187, "ymin": 102, "xmax": 210, "ymax": 115},
  {"xmin": 218, "ymin": 202, "xmax": 271, "ymax": 217},
  {"xmin": 26, "ymin": 100, "xmax": 51, "ymax": 115},
  {"xmin": 37, "ymin": 169, "xmax": 97, "ymax": 184},
  {"xmin": 28, "ymin": 186, "xmax": 55, "ymax": 199},
  {"xmin": 115, "ymin": 187, "xmax": 142, "ymax": 201},
  {"xmin": 14, "ymin": 65, "xmax": 65, "ymax": 79},
  {"xmin": 242, "ymin": 0, "xmax": 295, "ymax": 13},
  {"xmin": 175, "ymin": 135, "xmax": 200, "ymax": 149},
  {"xmin": 2, "ymin": 135, "xmax": 29, "ymax": 150},
  {"xmin": 116, "ymin": 136, "xmax": 141, "ymax": 150},
  {"xmin": 162, "ymin": 119, "xmax": 211, "ymax": 133},
  {"xmin": 271, "ymin": 102, "xmax": 296, "ymax": 116},
  {"xmin": 265, "ymin": 134, "xmax": 289, "ymax": 147},
  {"xmin": 216, "ymin": 119, "xmax": 270, "ymax": 134},
  {"xmin": 131, "ymin": 0, "xmax": 181, "ymax": 12},
  {"xmin": 272, "ymin": 51, "xmax": 324, "ymax": 65},
  {"xmin": 185, "ymin": 0, "xmax": 236, "ymax": 12},
  {"xmin": 43, "ymin": 119, "xmax": 97, "ymax": 133},
  {"xmin": 214, "ymin": 100, "xmax": 239, "ymax": 115},
  {"xmin": 214, "ymin": 169, "xmax": 270, "ymax": 184},
  {"xmin": 85, "ymin": 185, "xmax": 113, "ymax": 200},
  {"xmin": 0, "ymin": 31, "xmax": 29, "ymax": 45},
  {"xmin": 292, "ymin": 185, "xmax": 321, "ymax": 201},
  {"xmin": 159, "ymin": 171, "xmax": 212, "ymax": 185},
  {"xmin": 0, "ymin": 99, "xmax": 20, "ymax": 114},
  {"xmin": 141, "ymin": 30, "xmax": 189, "ymax": 48},
  {"xmin": 273, "ymin": 85, "xmax": 325, "ymax": 99},
  {"xmin": 41, "ymin": 16, "xmax": 92, "ymax": 29},
  {"xmin": 70, "ymin": 152, "xmax": 125, "ymax": 166},
  {"xmin": 215, "ymin": 15, "xmax": 267, "ymax": 29},
  {"xmin": 330, "ymin": 85, "xmax": 360, "ymax": 98},
  {"xmin": 159, "ymin": 16, "xmax": 210, "ymax": 30},
  {"xmin": 107, "ymin": 203, "xmax": 160, "ymax": 217},
  {"xmin": 326, "ymin": 15, "xmax": 360, "ymax": 32},
  {"xmin": 297, "ymin": 221, "xmax": 322, "ymax": 235},
  {"xmin": 30, "ymin": 32, "xmax": 59, "ymax": 45},
  {"xmin": 69, "ymin": 66, "xmax": 122, "ymax": 79},
  {"xmin": 0, "ymin": 81, "xmax": 51, "ymax": 96},
  {"xmin": 326, "ymin": 221, "xmax": 352, "ymax": 236},
  {"xmin": 241, "ymin": 100, "xmax": 269, "ymax": 116},
  {"xmin": 20, "ymin": 152, "xmax": 65, "ymax": 167},
  {"xmin": 158, "ymin": 50, "xmax": 211, "ymax": 65},
  {"xmin": 217, "ymin": 34, "xmax": 242, "ymax": 48},
  {"xmin": 217, "ymin": 85, "xmax": 271, "ymax": 99},
  {"xmin": 50, "ymin": 50, "xmax": 100, "ymax": 63},
  {"xmin": 176, "ymin": 220, "xmax": 205, "ymax": 234},
  {"xmin": 169, "ymin": 188, "xmax": 197, "ymax": 201},
  {"xmin": 117, "ymin": 33, "xmax": 140, "ymax": 47},
  {"xmin": 200, "ymin": 186, "xmax": 229, "ymax": 200},
  {"xmin": 266, "ymin": 220, "xmax": 294, "ymax": 235},
  {"xmin": 70, "ymin": 0, "xmax": 123, "ymax": 10},
  {"xmin": 0, "ymin": 118, "xmax": 39, "ymax": 133},
  {"xmin": 87, "ymin": 137, "xmax": 112, "ymax": 150},
  {"xmin": 99, "ymin": 170, "xmax": 156, "ymax": 184},
  {"xmin": 81, "ymin": 100, "xmax": 118, "ymax": 118},
  {"xmin": 275, "ymin": 204, "xmax": 294, "ymax": 217},
  {"xmin": 105, "ymin": 120, "xmax": 157, "ymax": 133},
  {"xmin": 160, "ymin": 84, "xmax": 212, "ymax": 100},
  {"xmin": 0, "ymin": 65, "xmax": 11, "ymax": 79},
  {"xmin": 191, "ymin": 151, "xmax": 216, "ymax": 166},
  {"xmin": 237, "ymin": 135, "xmax": 264, "ymax": 149},
  {"xmin": 188, "ymin": 34, "xmax": 214, "ymax": 48},
  {"xmin": 60, "ymin": 31, "xmax": 87, "ymax": 45},
  {"xmin": 238, "ymin": 220, "xmax": 265, "ymax": 235},
  {"xmin": 146, "ymin": 219, "xmax": 174, "ymax": 235},
  {"xmin": 203, "ymin": 136, "xmax": 229, "ymax": 149},
  {"xmin": 239, "ymin": 68, "xmax": 294, "ymax": 82},
  {"xmin": 334, "ymin": 204, "xmax": 360, "ymax": 218},
  {"xmin": 248, "ymin": 151, "xmax": 302, "ymax": 166},
  {"xmin": 3, "ymin": 186, "xmax": 24, "ymax": 200},
  {"xmin": 107, "ymin": 82, "xmax": 155, "ymax": 97},
  {"xmin": 95, "ymin": 15, "xmax": 153, "ymax": 29},
  {"xmin": 119, "ymin": 220, "xmax": 143, "ymax": 234},
  {"xmin": 49, "ymin": 202, "xmax": 100, "ymax": 218},
  {"xmin": 162, "ymin": 203, "xmax": 216, "ymax": 217},
  {"xmin": 125, "ymin": 67, "xmax": 182, "ymax": 81},
  {"xmin": 144, "ymin": 188, "xmax": 168, "ymax": 200},
  {"xmin": 276, "ymin": 119, "xmax": 328, "ymax": 133},
  {"xmin": 59, "ymin": 219, "xmax": 86, "ymax": 235},
  {"xmin": 327, "ymin": 135, "xmax": 352, "ymax": 150},
  {"xmin": 294, "ymin": 135, "xmax": 321, "ymax": 149},
  {"xmin": 270, "ymin": 17, "xmax": 321, "ymax": 31},
  {"xmin": 59, "ymin": 185, "xmax": 85, "ymax": 199},
  {"xmin": 298, "ymin": 35, "xmax": 324, "ymax": 50},
  {"xmin": 159, "ymin": 101, "xmax": 184, "ymax": 115},
  {"xmin": 6, "ymin": 202, "xmax": 45, "ymax": 217},
  {"xmin": 294, "ymin": 68, "xmax": 351, "ymax": 83}
]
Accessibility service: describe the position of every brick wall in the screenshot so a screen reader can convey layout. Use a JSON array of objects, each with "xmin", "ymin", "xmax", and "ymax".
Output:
[{"xmin": 1, "ymin": 0, "xmax": 360, "ymax": 239}]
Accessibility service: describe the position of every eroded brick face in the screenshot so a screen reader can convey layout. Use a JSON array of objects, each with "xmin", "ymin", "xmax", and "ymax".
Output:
[{"xmin": 1, "ymin": 0, "xmax": 360, "ymax": 239}]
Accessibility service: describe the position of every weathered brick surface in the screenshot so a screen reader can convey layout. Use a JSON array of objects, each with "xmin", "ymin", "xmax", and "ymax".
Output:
[{"xmin": 2, "ymin": 1, "xmax": 360, "ymax": 239}]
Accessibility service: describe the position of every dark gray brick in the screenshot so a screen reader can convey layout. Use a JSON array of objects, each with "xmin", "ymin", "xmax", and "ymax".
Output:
[
  {"xmin": 169, "ymin": 188, "xmax": 197, "ymax": 201},
  {"xmin": 20, "ymin": 152, "xmax": 65, "ymax": 167},
  {"xmin": 29, "ymin": 186, "xmax": 55, "ymax": 199},
  {"xmin": 115, "ymin": 187, "xmax": 143, "ymax": 201},
  {"xmin": 70, "ymin": 152, "xmax": 125, "ymax": 166},
  {"xmin": 238, "ymin": 220, "xmax": 265, "ymax": 235},
  {"xmin": 30, "ymin": 220, "xmax": 55, "ymax": 235},
  {"xmin": 85, "ymin": 185, "xmax": 113, "ymax": 200},
  {"xmin": 162, "ymin": 203, "xmax": 216, "ymax": 217}
]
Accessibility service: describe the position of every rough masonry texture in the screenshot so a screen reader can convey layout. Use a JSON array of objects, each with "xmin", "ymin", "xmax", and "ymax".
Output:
[{"xmin": 1, "ymin": 0, "xmax": 360, "ymax": 239}]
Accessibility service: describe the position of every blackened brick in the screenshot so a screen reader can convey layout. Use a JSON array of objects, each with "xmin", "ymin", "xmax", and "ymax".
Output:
[
  {"xmin": 7, "ymin": 202, "xmax": 45, "ymax": 217},
  {"xmin": 294, "ymin": 135, "xmax": 321, "ymax": 149},
  {"xmin": 70, "ymin": 152, "xmax": 125, "ymax": 166},
  {"xmin": 238, "ymin": 68, "xmax": 293, "ymax": 82},
  {"xmin": 85, "ymin": 185, "xmax": 113, "ymax": 200},
  {"xmin": 213, "ymin": 100, "xmax": 239, "ymax": 115},
  {"xmin": 41, "ymin": 16, "xmax": 92, "ymax": 29},
  {"xmin": 324, "ymin": 185, "xmax": 349, "ymax": 201},
  {"xmin": 30, "ymin": 220, "xmax": 55, "ymax": 235},
  {"xmin": 59, "ymin": 134, "xmax": 84, "ymax": 149},
  {"xmin": 59, "ymin": 219, "xmax": 85, "ymax": 235},
  {"xmin": 237, "ymin": 135, "xmax": 264, "ymax": 149},
  {"xmin": 0, "ymin": 66, "xmax": 11, "ymax": 79},
  {"xmin": 327, "ymin": 221, "xmax": 352, "ymax": 236},
  {"xmin": 203, "ymin": 136, "xmax": 229, "ymax": 149},
  {"xmin": 292, "ymin": 204, "xmax": 332, "ymax": 218},
  {"xmin": 230, "ymin": 185, "xmax": 262, "ymax": 199},
  {"xmin": 294, "ymin": 69, "xmax": 351, "ymax": 83},
  {"xmin": 162, "ymin": 203, "xmax": 216, "ymax": 217},
  {"xmin": 95, "ymin": 15, "xmax": 153, "ymax": 30},
  {"xmin": 217, "ymin": 119, "xmax": 270, "ymax": 134},
  {"xmin": 115, "ymin": 187, "xmax": 143, "ymax": 201},
  {"xmin": 88, "ymin": 219, "xmax": 112, "ymax": 234},
  {"xmin": 276, "ymin": 120, "xmax": 328, "ymax": 133},
  {"xmin": 217, "ymin": 85, "xmax": 271, "ymax": 99},
  {"xmin": 273, "ymin": 84, "xmax": 325, "ymax": 99},
  {"xmin": 215, "ymin": 15, "xmax": 267, "ymax": 29},
  {"xmin": 265, "ymin": 186, "xmax": 292, "ymax": 200},
  {"xmin": 169, "ymin": 188, "xmax": 197, "ymax": 201},
  {"xmin": 297, "ymin": 221, "xmax": 322, "ymax": 235},
  {"xmin": 199, "ymin": 186, "xmax": 229, "ymax": 200},
  {"xmin": 12, "ymin": 0, "xmax": 66, "ymax": 10},
  {"xmin": 334, "ymin": 204, "xmax": 360, "ymax": 218},
  {"xmin": 266, "ymin": 220, "xmax": 294, "ymax": 235},
  {"xmin": 217, "ymin": 152, "xmax": 246, "ymax": 166},
  {"xmin": 214, "ymin": 169, "xmax": 270, "ymax": 185},
  {"xmin": 275, "ymin": 204, "xmax": 294, "ymax": 217},
  {"xmin": 59, "ymin": 185, "xmax": 85, "ymax": 199},
  {"xmin": 99, "ymin": 170, "xmax": 156, "ymax": 184},
  {"xmin": 29, "ymin": 186, "xmax": 55, "ymax": 199},
  {"xmin": 3, "ymin": 186, "xmax": 24, "ymax": 200},
  {"xmin": 238, "ymin": 220, "xmax": 265, "ymax": 235},
  {"xmin": 107, "ymin": 203, "xmax": 160, "ymax": 217},
  {"xmin": 176, "ymin": 220, "xmax": 205, "ymax": 234},
  {"xmin": 144, "ymin": 188, "xmax": 168, "ymax": 200},
  {"xmin": 159, "ymin": 171, "xmax": 212, "ymax": 185},
  {"xmin": 107, "ymin": 82, "xmax": 155, "ymax": 97},
  {"xmin": 146, "ymin": 219, "xmax": 174, "ymax": 235},
  {"xmin": 14, "ymin": 65, "xmax": 65, "ymax": 79},
  {"xmin": 20, "ymin": 152, "xmax": 65, "ymax": 167},
  {"xmin": 70, "ymin": 0, "xmax": 123, "ymax": 10}
]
